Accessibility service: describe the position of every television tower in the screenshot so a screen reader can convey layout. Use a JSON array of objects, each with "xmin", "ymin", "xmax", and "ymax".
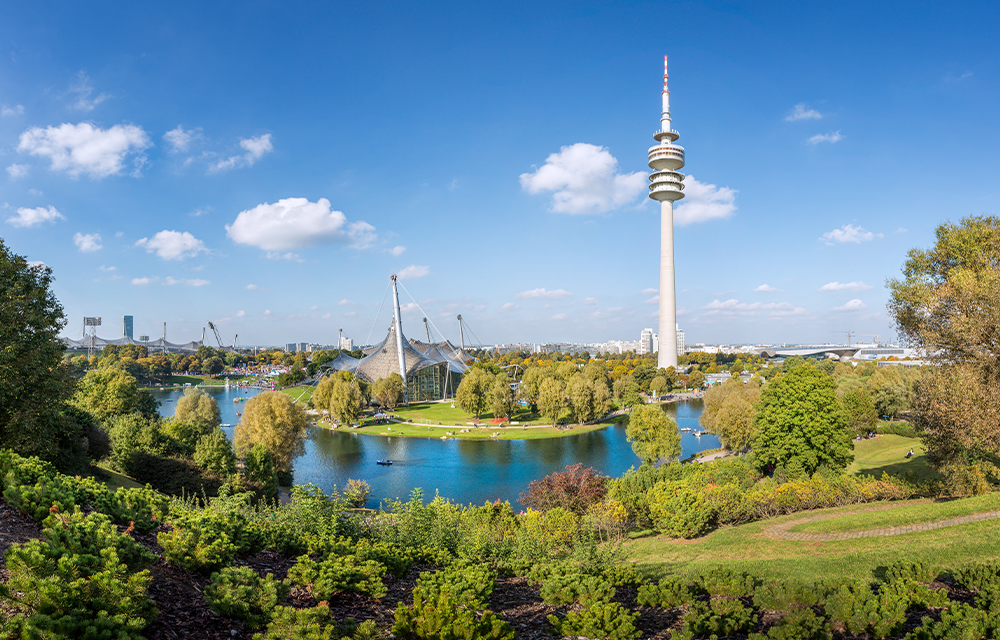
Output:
[{"xmin": 647, "ymin": 55, "xmax": 685, "ymax": 369}]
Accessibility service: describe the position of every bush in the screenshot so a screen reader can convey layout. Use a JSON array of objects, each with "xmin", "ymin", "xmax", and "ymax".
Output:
[
  {"xmin": 648, "ymin": 476, "xmax": 715, "ymax": 538},
  {"xmin": 749, "ymin": 608, "xmax": 832, "ymax": 640},
  {"xmin": 547, "ymin": 600, "xmax": 640, "ymax": 640},
  {"xmin": 344, "ymin": 478, "xmax": 372, "ymax": 507},
  {"xmin": 286, "ymin": 553, "xmax": 388, "ymax": 600},
  {"xmin": 101, "ymin": 485, "xmax": 170, "ymax": 533},
  {"xmin": 2, "ymin": 472, "xmax": 77, "ymax": 522},
  {"xmin": 255, "ymin": 605, "xmax": 383, "ymax": 640},
  {"xmin": 257, "ymin": 483, "xmax": 347, "ymax": 556},
  {"xmin": 126, "ymin": 452, "xmax": 225, "ymax": 497},
  {"xmin": 674, "ymin": 598, "xmax": 757, "ymax": 640},
  {"xmin": 602, "ymin": 562, "xmax": 646, "ymax": 587},
  {"xmin": 245, "ymin": 443, "xmax": 279, "ymax": 498},
  {"xmin": 194, "ymin": 428, "xmax": 238, "ymax": 476},
  {"xmin": 698, "ymin": 566, "xmax": 756, "ymax": 598},
  {"xmin": 413, "ymin": 564, "xmax": 496, "ymax": 610},
  {"xmin": 882, "ymin": 560, "xmax": 940, "ymax": 585},
  {"xmin": 158, "ymin": 523, "xmax": 239, "ymax": 574},
  {"xmin": 393, "ymin": 591, "xmax": 514, "ymax": 640},
  {"xmin": 518, "ymin": 463, "xmax": 609, "ymax": 514},
  {"xmin": 43, "ymin": 508, "xmax": 157, "ymax": 572},
  {"xmin": 905, "ymin": 603, "xmax": 1000, "ymax": 640},
  {"xmin": 952, "ymin": 561, "xmax": 1000, "ymax": 609},
  {"xmin": 752, "ymin": 579, "xmax": 835, "ymax": 611},
  {"xmin": 825, "ymin": 582, "xmax": 909, "ymax": 638},
  {"xmin": 205, "ymin": 566, "xmax": 289, "ymax": 629},
  {"xmin": 539, "ymin": 572, "xmax": 615, "ymax": 606},
  {"xmin": 636, "ymin": 575, "xmax": 701, "ymax": 608}
]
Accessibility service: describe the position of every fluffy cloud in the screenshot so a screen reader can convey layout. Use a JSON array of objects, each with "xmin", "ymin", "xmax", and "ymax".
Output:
[
  {"xmin": 338, "ymin": 299, "xmax": 359, "ymax": 306},
  {"xmin": 754, "ymin": 284, "xmax": 781, "ymax": 292},
  {"xmin": 68, "ymin": 72, "xmax": 109, "ymax": 111},
  {"xmin": 73, "ymin": 232, "xmax": 102, "ymax": 252},
  {"xmin": 398, "ymin": 265, "xmax": 429, "ymax": 279},
  {"xmin": 701, "ymin": 299, "xmax": 806, "ymax": 317},
  {"xmin": 246, "ymin": 284, "xmax": 260, "ymax": 290},
  {"xmin": 515, "ymin": 287, "xmax": 572, "ymax": 300},
  {"xmin": 390, "ymin": 245, "xmax": 406, "ymax": 256},
  {"xmin": 519, "ymin": 143, "xmax": 645, "ymax": 214},
  {"xmin": 501, "ymin": 303, "xmax": 520, "ymax": 312},
  {"xmin": 551, "ymin": 313, "xmax": 568, "ymax": 321},
  {"xmin": 135, "ymin": 230, "xmax": 208, "ymax": 260},
  {"xmin": 785, "ymin": 103, "xmax": 822, "ymax": 121},
  {"xmin": 5, "ymin": 205, "xmax": 65, "ymax": 228},
  {"xmin": 226, "ymin": 197, "xmax": 375, "ymax": 252},
  {"xmin": 131, "ymin": 277, "xmax": 151, "ymax": 285},
  {"xmin": 674, "ymin": 176, "xmax": 738, "ymax": 225},
  {"xmin": 211, "ymin": 134, "xmax": 273, "ymax": 171},
  {"xmin": 640, "ymin": 288, "xmax": 658, "ymax": 295},
  {"xmin": 821, "ymin": 224, "xmax": 882, "ymax": 244},
  {"xmin": 2, "ymin": 104, "xmax": 24, "ymax": 117},
  {"xmin": 808, "ymin": 131, "xmax": 843, "ymax": 144},
  {"xmin": 6, "ymin": 163, "xmax": 28, "ymax": 179},
  {"xmin": 833, "ymin": 299, "xmax": 867, "ymax": 311},
  {"xmin": 163, "ymin": 276, "xmax": 210, "ymax": 286},
  {"xmin": 582, "ymin": 297, "xmax": 598, "ymax": 305},
  {"xmin": 820, "ymin": 281, "xmax": 873, "ymax": 292},
  {"xmin": 18, "ymin": 123, "xmax": 151, "ymax": 178},
  {"xmin": 646, "ymin": 295, "xmax": 660, "ymax": 304},
  {"xmin": 163, "ymin": 125, "xmax": 201, "ymax": 153}
]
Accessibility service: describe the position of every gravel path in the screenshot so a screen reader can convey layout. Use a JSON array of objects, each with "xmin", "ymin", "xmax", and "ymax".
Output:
[{"xmin": 764, "ymin": 506, "xmax": 1000, "ymax": 541}]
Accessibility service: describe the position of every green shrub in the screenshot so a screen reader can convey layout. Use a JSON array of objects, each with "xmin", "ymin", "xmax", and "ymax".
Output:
[
  {"xmin": 636, "ymin": 575, "xmax": 701, "ymax": 608},
  {"xmin": 674, "ymin": 598, "xmax": 758, "ymax": 640},
  {"xmin": 904, "ymin": 603, "xmax": 1000, "ymax": 640},
  {"xmin": 603, "ymin": 562, "xmax": 646, "ymax": 587},
  {"xmin": 286, "ymin": 553, "xmax": 388, "ymax": 600},
  {"xmin": 3, "ymin": 472, "xmax": 77, "ymax": 522},
  {"xmin": 127, "ymin": 451, "xmax": 225, "ymax": 497},
  {"xmin": 393, "ymin": 591, "xmax": 514, "ymax": 640},
  {"xmin": 749, "ymin": 608, "xmax": 832, "ymax": 640},
  {"xmin": 698, "ymin": 566, "xmax": 756, "ymax": 598},
  {"xmin": 101, "ymin": 485, "xmax": 170, "ymax": 532},
  {"xmin": 825, "ymin": 582, "xmax": 908, "ymax": 639},
  {"xmin": 205, "ymin": 566, "xmax": 289, "ymax": 629},
  {"xmin": 539, "ymin": 572, "xmax": 615, "ymax": 606},
  {"xmin": 257, "ymin": 484, "xmax": 347, "ymax": 556},
  {"xmin": 413, "ymin": 564, "xmax": 496, "ymax": 610},
  {"xmin": 353, "ymin": 538, "xmax": 413, "ymax": 578},
  {"xmin": 752, "ymin": 579, "xmax": 835, "ymax": 610},
  {"xmin": 194, "ymin": 428, "xmax": 238, "ymax": 476},
  {"xmin": 952, "ymin": 560, "xmax": 1000, "ymax": 593},
  {"xmin": 158, "ymin": 523, "xmax": 238, "ymax": 574},
  {"xmin": 0, "ymin": 451, "xmax": 57, "ymax": 488},
  {"xmin": 648, "ymin": 476, "xmax": 715, "ymax": 538},
  {"xmin": 254, "ymin": 605, "xmax": 383, "ymax": 640},
  {"xmin": 882, "ymin": 560, "xmax": 940, "ymax": 584},
  {"xmin": 547, "ymin": 600, "xmax": 640, "ymax": 640},
  {"xmin": 42, "ymin": 508, "xmax": 157, "ymax": 572}
]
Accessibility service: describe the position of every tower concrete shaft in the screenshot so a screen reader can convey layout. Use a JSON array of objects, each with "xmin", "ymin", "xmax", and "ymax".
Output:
[{"xmin": 647, "ymin": 55, "xmax": 685, "ymax": 370}]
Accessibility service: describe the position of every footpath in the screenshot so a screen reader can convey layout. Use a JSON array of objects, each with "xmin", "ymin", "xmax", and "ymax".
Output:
[{"xmin": 764, "ymin": 508, "xmax": 1000, "ymax": 542}]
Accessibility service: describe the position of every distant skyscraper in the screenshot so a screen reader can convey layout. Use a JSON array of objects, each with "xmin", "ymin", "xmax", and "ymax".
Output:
[
  {"xmin": 122, "ymin": 315, "xmax": 133, "ymax": 339},
  {"xmin": 640, "ymin": 328, "xmax": 654, "ymax": 355},
  {"xmin": 676, "ymin": 324, "xmax": 685, "ymax": 355},
  {"xmin": 647, "ymin": 55, "xmax": 685, "ymax": 370}
]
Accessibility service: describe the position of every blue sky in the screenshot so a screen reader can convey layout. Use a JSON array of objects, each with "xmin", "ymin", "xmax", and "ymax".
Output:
[{"xmin": 1, "ymin": 1, "xmax": 996, "ymax": 348}]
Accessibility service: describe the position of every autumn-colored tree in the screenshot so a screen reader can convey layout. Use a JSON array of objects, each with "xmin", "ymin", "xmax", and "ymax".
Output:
[
  {"xmin": 537, "ymin": 378, "xmax": 566, "ymax": 426},
  {"xmin": 456, "ymin": 367, "xmax": 492, "ymax": 419},
  {"xmin": 174, "ymin": 386, "xmax": 221, "ymax": 432},
  {"xmin": 626, "ymin": 404, "xmax": 681, "ymax": 465},
  {"xmin": 233, "ymin": 391, "xmax": 307, "ymax": 473},
  {"xmin": 518, "ymin": 463, "xmax": 608, "ymax": 514},
  {"xmin": 372, "ymin": 372, "xmax": 405, "ymax": 408},
  {"xmin": 489, "ymin": 372, "xmax": 517, "ymax": 418}
]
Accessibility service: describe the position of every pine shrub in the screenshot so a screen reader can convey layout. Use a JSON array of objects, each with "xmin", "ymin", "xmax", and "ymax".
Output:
[
  {"xmin": 882, "ymin": 560, "xmax": 940, "ymax": 585},
  {"xmin": 547, "ymin": 600, "xmax": 640, "ymax": 640},
  {"xmin": 413, "ymin": 564, "xmax": 496, "ymax": 610},
  {"xmin": 286, "ymin": 553, "xmax": 388, "ymax": 600},
  {"xmin": 674, "ymin": 598, "xmax": 758, "ymax": 640},
  {"xmin": 748, "ymin": 608, "xmax": 832, "ymax": 640},
  {"xmin": 158, "ymin": 523, "xmax": 238, "ymax": 574},
  {"xmin": 205, "ymin": 566, "xmax": 289, "ymax": 629},
  {"xmin": 3, "ymin": 472, "xmax": 77, "ymax": 522},
  {"xmin": 636, "ymin": 575, "xmax": 701, "ymax": 608},
  {"xmin": 698, "ymin": 566, "xmax": 756, "ymax": 598},
  {"xmin": 539, "ymin": 572, "xmax": 615, "ymax": 606},
  {"xmin": 254, "ymin": 605, "xmax": 384, "ymax": 640},
  {"xmin": 393, "ymin": 591, "xmax": 514, "ymax": 640},
  {"xmin": 904, "ymin": 603, "xmax": 1000, "ymax": 640},
  {"xmin": 825, "ymin": 582, "xmax": 909, "ymax": 639}
]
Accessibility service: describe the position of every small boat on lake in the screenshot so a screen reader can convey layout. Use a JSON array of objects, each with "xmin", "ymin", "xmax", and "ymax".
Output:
[
  {"xmin": 376, "ymin": 459, "xmax": 393, "ymax": 466},
  {"xmin": 680, "ymin": 427, "xmax": 692, "ymax": 432}
]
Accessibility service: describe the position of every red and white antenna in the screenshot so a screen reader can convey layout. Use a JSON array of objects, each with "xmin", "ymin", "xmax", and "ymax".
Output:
[{"xmin": 663, "ymin": 55, "xmax": 669, "ymax": 94}]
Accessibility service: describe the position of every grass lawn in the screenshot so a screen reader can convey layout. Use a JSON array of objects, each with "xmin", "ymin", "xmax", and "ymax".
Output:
[
  {"xmin": 848, "ymin": 434, "xmax": 939, "ymax": 481},
  {"xmin": 789, "ymin": 493, "xmax": 1000, "ymax": 533},
  {"xmin": 281, "ymin": 385, "xmax": 314, "ymax": 404},
  {"xmin": 625, "ymin": 495, "xmax": 1000, "ymax": 583},
  {"xmin": 392, "ymin": 401, "xmax": 577, "ymax": 427},
  {"xmin": 166, "ymin": 374, "xmax": 204, "ymax": 386},
  {"xmin": 338, "ymin": 420, "xmax": 611, "ymax": 440}
]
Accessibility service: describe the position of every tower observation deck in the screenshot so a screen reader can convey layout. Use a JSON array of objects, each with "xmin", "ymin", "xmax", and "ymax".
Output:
[{"xmin": 648, "ymin": 56, "xmax": 685, "ymax": 369}]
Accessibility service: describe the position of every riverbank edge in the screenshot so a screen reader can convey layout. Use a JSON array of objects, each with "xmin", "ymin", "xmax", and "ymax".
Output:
[{"xmin": 312, "ymin": 418, "xmax": 616, "ymax": 441}]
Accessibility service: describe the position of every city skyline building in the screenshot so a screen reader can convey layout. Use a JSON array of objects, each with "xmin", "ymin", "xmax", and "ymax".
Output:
[
  {"xmin": 122, "ymin": 315, "xmax": 133, "ymax": 340},
  {"xmin": 647, "ymin": 55, "xmax": 685, "ymax": 370}
]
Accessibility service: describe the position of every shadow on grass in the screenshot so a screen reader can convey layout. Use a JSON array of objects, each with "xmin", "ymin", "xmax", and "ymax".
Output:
[{"xmin": 859, "ymin": 459, "xmax": 941, "ymax": 482}]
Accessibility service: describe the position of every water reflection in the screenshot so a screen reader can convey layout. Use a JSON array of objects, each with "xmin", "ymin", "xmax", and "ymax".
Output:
[{"xmin": 153, "ymin": 388, "xmax": 718, "ymax": 507}]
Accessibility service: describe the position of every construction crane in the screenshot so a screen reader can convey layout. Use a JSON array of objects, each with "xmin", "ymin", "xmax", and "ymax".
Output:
[
  {"xmin": 206, "ymin": 321, "xmax": 226, "ymax": 350},
  {"xmin": 858, "ymin": 333, "xmax": 881, "ymax": 346},
  {"xmin": 832, "ymin": 330, "xmax": 856, "ymax": 346}
]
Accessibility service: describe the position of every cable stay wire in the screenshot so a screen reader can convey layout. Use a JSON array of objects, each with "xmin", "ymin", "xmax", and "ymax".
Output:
[
  {"xmin": 365, "ymin": 281, "xmax": 392, "ymax": 347},
  {"xmin": 461, "ymin": 316, "xmax": 483, "ymax": 348},
  {"xmin": 398, "ymin": 281, "xmax": 449, "ymax": 346}
]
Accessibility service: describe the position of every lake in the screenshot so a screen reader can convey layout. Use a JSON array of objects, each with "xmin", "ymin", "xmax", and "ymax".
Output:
[{"xmin": 154, "ymin": 386, "xmax": 719, "ymax": 507}]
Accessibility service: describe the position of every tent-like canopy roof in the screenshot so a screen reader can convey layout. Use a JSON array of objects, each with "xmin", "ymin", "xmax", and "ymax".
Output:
[
  {"xmin": 61, "ymin": 335, "xmax": 203, "ymax": 353},
  {"xmin": 355, "ymin": 325, "xmax": 438, "ymax": 383}
]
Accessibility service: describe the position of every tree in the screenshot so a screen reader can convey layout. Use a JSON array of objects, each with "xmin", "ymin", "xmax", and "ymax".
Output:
[
  {"xmin": 372, "ymin": 373, "xmax": 405, "ymax": 409},
  {"xmin": 626, "ymin": 404, "xmax": 681, "ymax": 465},
  {"xmin": 840, "ymin": 388, "xmax": 878, "ymax": 434},
  {"xmin": 621, "ymin": 380, "xmax": 643, "ymax": 409},
  {"xmin": 701, "ymin": 379, "xmax": 760, "ymax": 451},
  {"xmin": 567, "ymin": 374, "xmax": 596, "ymax": 423},
  {"xmin": 244, "ymin": 443, "xmax": 278, "ymax": 497},
  {"xmin": 233, "ymin": 391, "xmax": 307, "ymax": 473},
  {"xmin": 174, "ymin": 386, "xmax": 221, "ymax": 432},
  {"xmin": 328, "ymin": 378, "xmax": 364, "ymax": 425},
  {"xmin": 520, "ymin": 365, "xmax": 555, "ymax": 400},
  {"xmin": 72, "ymin": 369, "xmax": 159, "ymax": 424},
  {"xmin": 518, "ymin": 464, "xmax": 609, "ymax": 514},
  {"xmin": 456, "ymin": 367, "xmax": 492, "ymax": 419},
  {"xmin": 313, "ymin": 375, "xmax": 336, "ymax": 415},
  {"xmin": 687, "ymin": 370, "xmax": 706, "ymax": 389},
  {"xmin": 194, "ymin": 428, "xmax": 237, "ymax": 476},
  {"xmin": 752, "ymin": 366, "xmax": 854, "ymax": 476},
  {"xmin": 202, "ymin": 356, "xmax": 224, "ymax": 377},
  {"xmin": 489, "ymin": 372, "xmax": 517, "ymax": 419},
  {"xmin": 648, "ymin": 376, "xmax": 667, "ymax": 397},
  {"xmin": 537, "ymin": 378, "xmax": 566, "ymax": 426}
]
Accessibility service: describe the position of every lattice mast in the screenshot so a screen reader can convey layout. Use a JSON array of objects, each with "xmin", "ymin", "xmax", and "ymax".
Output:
[
  {"xmin": 647, "ymin": 55, "xmax": 686, "ymax": 369},
  {"xmin": 390, "ymin": 274, "xmax": 409, "ymax": 405}
]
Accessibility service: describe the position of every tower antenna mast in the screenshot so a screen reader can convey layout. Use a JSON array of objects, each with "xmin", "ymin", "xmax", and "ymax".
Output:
[{"xmin": 390, "ymin": 275, "xmax": 409, "ymax": 405}]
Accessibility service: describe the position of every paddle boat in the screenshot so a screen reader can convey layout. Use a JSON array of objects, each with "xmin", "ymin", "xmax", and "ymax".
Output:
[{"xmin": 376, "ymin": 459, "xmax": 393, "ymax": 466}]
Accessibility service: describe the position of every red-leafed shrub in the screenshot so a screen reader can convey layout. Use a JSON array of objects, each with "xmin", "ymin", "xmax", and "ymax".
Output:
[{"xmin": 519, "ymin": 463, "xmax": 608, "ymax": 514}]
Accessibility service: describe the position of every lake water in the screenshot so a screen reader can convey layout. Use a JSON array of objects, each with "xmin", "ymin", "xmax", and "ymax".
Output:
[{"xmin": 154, "ymin": 386, "xmax": 719, "ymax": 507}]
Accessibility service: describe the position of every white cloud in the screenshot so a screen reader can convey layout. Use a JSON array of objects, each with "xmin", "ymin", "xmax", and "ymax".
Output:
[
  {"xmin": 754, "ymin": 284, "xmax": 782, "ymax": 292},
  {"xmin": 343, "ymin": 311, "xmax": 357, "ymax": 317},
  {"xmin": 346, "ymin": 221, "xmax": 377, "ymax": 249},
  {"xmin": 28, "ymin": 188, "xmax": 43, "ymax": 196},
  {"xmin": 338, "ymin": 299, "xmax": 359, "ymax": 306},
  {"xmin": 131, "ymin": 277, "xmax": 151, "ymax": 285},
  {"xmin": 226, "ymin": 197, "xmax": 374, "ymax": 252},
  {"xmin": 321, "ymin": 312, "xmax": 331, "ymax": 319},
  {"xmin": 68, "ymin": 72, "xmax": 109, "ymax": 111},
  {"xmin": 808, "ymin": 131, "xmax": 843, "ymax": 144},
  {"xmin": 98, "ymin": 265, "xmax": 116, "ymax": 271},
  {"xmin": 582, "ymin": 297, "xmax": 598, "ymax": 305},
  {"xmin": 821, "ymin": 224, "xmax": 882, "ymax": 244},
  {"xmin": 2, "ymin": 104, "xmax": 24, "ymax": 117},
  {"xmin": 515, "ymin": 287, "xmax": 572, "ymax": 300},
  {"xmin": 398, "ymin": 265, "xmax": 430, "ymax": 279},
  {"xmin": 6, "ymin": 205, "xmax": 65, "ymax": 228},
  {"xmin": 164, "ymin": 125, "xmax": 201, "ymax": 153},
  {"xmin": 389, "ymin": 245, "xmax": 406, "ymax": 256},
  {"xmin": 701, "ymin": 299, "xmax": 806, "ymax": 317},
  {"xmin": 819, "ymin": 281, "xmax": 873, "ymax": 292},
  {"xmin": 189, "ymin": 206, "xmax": 212, "ymax": 217},
  {"xmin": 163, "ymin": 276, "xmax": 210, "ymax": 287},
  {"xmin": 674, "ymin": 175, "xmax": 738, "ymax": 225},
  {"xmin": 265, "ymin": 252, "xmax": 303, "ymax": 262},
  {"xmin": 135, "ymin": 230, "xmax": 207, "ymax": 260},
  {"xmin": 211, "ymin": 134, "xmax": 273, "ymax": 171},
  {"xmin": 6, "ymin": 163, "xmax": 28, "ymax": 179},
  {"xmin": 73, "ymin": 232, "xmax": 102, "ymax": 252},
  {"xmin": 519, "ymin": 143, "xmax": 645, "ymax": 214},
  {"xmin": 551, "ymin": 313, "xmax": 568, "ymax": 321},
  {"xmin": 640, "ymin": 288, "xmax": 658, "ymax": 295},
  {"xmin": 27, "ymin": 260, "xmax": 45, "ymax": 269},
  {"xmin": 785, "ymin": 103, "xmax": 822, "ymax": 121},
  {"xmin": 246, "ymin": 284, "xmax": 260, "ymax": 290},
  {"xmin": 501, "ymin": 303, "xmax": 520, "ymax": 312},
  {"xmin": 472, "ymin": 305, "xmax": 486, "ymax": 312},
  {"xmin": 263, "ymin": 309, "xmax": 272, "ymax": 316},
  {"xmin": 646, "ymin": 295, "xmax": 659, "ymax": 304},
  {"xmin": 833, "ymin": 299, "xmax": 867, "ymax": 311},
  {"xmin": 18, "ymin": 122, "xmax": 151, "ymax": 178}
]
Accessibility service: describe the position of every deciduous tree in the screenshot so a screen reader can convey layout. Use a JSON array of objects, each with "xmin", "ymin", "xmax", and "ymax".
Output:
[
  {"xmin": 174, "ymin": 386, "xmax": 222, "ymax": 432},
  {"xmin": 537, "ymin": 378, "xmax": 566, "ymax": 426},
  {"xmin": 626, "ymin": 404, "xmax": 681, "ymax": 465},
  {"xmin": 456, "ymin": 367, "xmax": 492, "ymax": 419},
  {"xmin": 72, "ymin": 369, "xmax": 159, "ymax": 424},
  {"xmin": 489, "ymin": 372, "xmax": 516, "ymax": 419},
  {"xmin": 234, "ymin": 391, "xmax": 307, "ymax": 473},
  {"xmin": 372, "ymin": 372, "xmax": 405, "ymax": 408}
]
